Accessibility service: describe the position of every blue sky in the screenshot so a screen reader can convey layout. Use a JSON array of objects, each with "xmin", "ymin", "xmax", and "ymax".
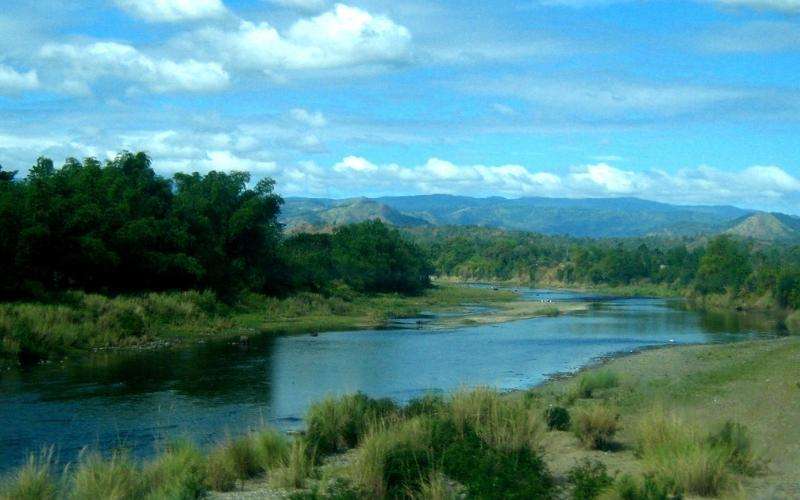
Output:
[{"xmin": 1, "ymin": 0, "xmax": 799, "ymax": 212}]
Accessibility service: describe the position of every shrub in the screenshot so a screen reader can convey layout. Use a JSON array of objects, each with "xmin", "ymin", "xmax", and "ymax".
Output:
[
  {"xmin": 707, "ymin": 421, "xmax": 756, "ymax": 474},
  {"xmin": 70, "ymin": 450, "xmax": 143, "ymax": 500},
  {"xmin": 404, "ymin": 394, "xmax": 446, "ymax": 418},
  {"xmin": 567, "ymin": 459, "xmax": 613, "ymax": 500},
  {"xmin": 575, "ymin": 371, "xmax": 619, "ymax": 399},
  {"xmin": 544, "ymin": 405, "xmax": 571, "ymax": 431},
  {"xmin": 143, "ymin": 440, "xmax": 206, "ymax": 499},
  {"xmin": 573, "ymin": 405, "xmax": 619, "ymax": 450},
  {"xmin": 433, "ymin": 419, "xmax": 554, "ymax": 500},
  {"xmin": 306, "ymin": 393, "xmax": 399, "ymax": 455},
  {"xmin": 0, "ymin": 448, "xmax": 58, "ymax": 500},
  {"xmin": 269, "ymin": 439, "xmax": 315, "ymax": 490}
]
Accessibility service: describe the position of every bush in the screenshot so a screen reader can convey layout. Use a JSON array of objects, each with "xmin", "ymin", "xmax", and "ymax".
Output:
[
  {"xmin": 0, "ymin": 449, "xmax": 58, "ymax": 500},
  {"xmin": 404, "ymin": 394, "xmax": 446, "ymax": 418},
  {"xmin": 544, "ymin": 406, "xmax": 571, "ymax": 431},
  {"xmin": 204, "ymin": 443, "xmax": 241, "ymax": 492},
  {"xmin": 143, "ymin": 440, "xmax": 206, "ymax": 499},
  {"xmin": 707, "ymin": 421, "xmax": 756, "ymax": 474},
  {"xmin": 567, "ymin": 459, "xmax": 613, "ymax": 500},
  {"xmin": 433, "ymin": 419, "xmax": 554, "ymax": 500},
  {"xmin": 575, "ymin": 371, "xmax": 619, "ymax": 399},
  {"xmin": 416, "ymin": 471, "xmax": 460, "ymax": 500},
  {"xmin": 70, "ymin": 450, "xmax": 143, "ymax": 500},
  {"xmin": 573, "ymin": 405, "xmax": 619, "ymax": 450},
  {"xmin": 306, "ymin": 393, "xmax": 399, "ymax": 455}
]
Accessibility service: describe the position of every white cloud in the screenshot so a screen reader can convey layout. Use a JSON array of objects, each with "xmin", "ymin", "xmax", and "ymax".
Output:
[
  {"xmin": 333, "ymin": 155, "xmax": 379, "ymax": 172},
  {"xmin": 40, "ymin": 41, "xmax": 230, "ymax": 93},
  {"xmin": 184, "ymin": 4, "xmax": 412, "ymax": 72},
  {"xmin": 291, "ymin": 108, "xmax": 327, "ymax": 127},
  {"xmin": 263, "ymin": 156, "xmax": 800, "ymax": 212},
  {"xmin": 712, "ymin": 0, "xmax": 800, "ymax": 12},
  {"xmin": 0, "ymin": 64, "xmax": 39, "ymax": 93},
  {"xmin": 115, "ymin": 0, "xmax": 228, "ymax": 22}
]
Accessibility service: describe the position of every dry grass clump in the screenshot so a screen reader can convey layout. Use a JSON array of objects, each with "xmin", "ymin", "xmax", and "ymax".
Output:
[{"xmin": 572, "ymin": 404, "xmax": 619, "ymax": 450}]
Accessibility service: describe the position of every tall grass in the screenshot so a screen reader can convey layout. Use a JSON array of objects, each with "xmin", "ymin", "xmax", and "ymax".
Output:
[
  {"xmin": 305, "ymin": 393, "xmax": 399, "ymax": 455},
  {"xmin": 0, "ymin": 290, "xmax": 220, "ymax": 362},
  {"xmin": 268, "ymin": 439, "xmax": 315, "ymax": 490},
  {"xmin": 574, "ymin": 371, "xmax": 620, "ymax": 399},
  {"xmin": 0, "ymin": 448, "xmax": 58, "ymax": 500},
  {"xmin": 70, "ymin": 450, "xmax": 143, "ymax": 500},
  {"xmin": 450, "ymin": 387, "xmax": 545, "ymax": 452},
  {"xmin": 143, "ymin": 440, "xmax": 206, "ymax": 500},
  {"xmin": 634, "ymin": 407, "xmax": 756, "ymax": 497},
  {"xmin": 572, "ymin": 404, "xmax": 619, "ymax": 450}
]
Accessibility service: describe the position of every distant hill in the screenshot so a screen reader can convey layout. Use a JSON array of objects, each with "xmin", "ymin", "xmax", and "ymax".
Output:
[
  {"xmin": 282, "ymin": 198, "xmax": 430, "ymax": 232},
  {"xmin": 283, "ymin": 195, "xmax": 757, "ymax": 238},
  {"xmin": 724, "ymin": 212, "xmax": 800, "ymax": 242}
]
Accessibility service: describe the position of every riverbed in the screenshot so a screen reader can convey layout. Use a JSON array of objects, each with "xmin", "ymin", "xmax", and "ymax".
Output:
[{"xmin": 0, "ymin": 288, "xmax": 776, "ymax": 472}]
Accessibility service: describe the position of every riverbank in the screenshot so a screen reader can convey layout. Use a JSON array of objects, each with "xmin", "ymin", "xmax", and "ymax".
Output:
[
  {"xmin": 3, "ymin": 334, "xmax": 796, "ymax": 498},
  {"xmin": 0, "ymin": 284, "xmax": 531, "ymax": 368}
]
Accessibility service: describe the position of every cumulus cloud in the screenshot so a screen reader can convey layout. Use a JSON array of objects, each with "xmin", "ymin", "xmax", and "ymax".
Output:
[
  {"xmin": 183, "ymin": 4, "xmax": 412, "ymax": 72},
  {"xmin": 291, "ymin": 108, "xmax": 327, "ymax": 127},
  {"xmin": 260, "ymin": 156, "xmax": 800, "ymax": 212},
  {"xmin": 712, "ymin": 0, "xmax": 800, "ymax": 12},
  {"xmin": 0, "ymin": 64, "xmax": 39, "ymax": 93},
  {"xmin": 115, "ymin": 0, "xmax": 228, "ymax": 22},
  {"xmin": 40, "ymin": 41, "xmax": 230, "ymax": 93}
]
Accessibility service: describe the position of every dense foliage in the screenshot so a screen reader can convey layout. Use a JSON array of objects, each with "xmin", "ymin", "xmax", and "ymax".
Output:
[
  {"xmin": 0, "ymin": 153, "xmax": 431, "ymax": 301},
  {"xmin": 410, "ymin": 226, "xmax": 800, "ymax": 309}
]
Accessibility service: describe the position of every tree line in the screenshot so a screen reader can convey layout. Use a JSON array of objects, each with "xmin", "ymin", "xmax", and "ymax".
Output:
[
  {"xmin": 0, "ymin": 153, "xmax": 432, "ymax": 301},
  {"xmin": 409, "ymin": 226, "xmax": 800, "ymax": 309}
]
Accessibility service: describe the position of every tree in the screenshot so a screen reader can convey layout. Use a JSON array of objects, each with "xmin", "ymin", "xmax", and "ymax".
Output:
[
  {"xmin": 695, "ymin": 236, "xmax": 752, "ymax": 294},
  {"xmin": 332, "ymin": 220, "xmax": 432, "ymax": 293}
]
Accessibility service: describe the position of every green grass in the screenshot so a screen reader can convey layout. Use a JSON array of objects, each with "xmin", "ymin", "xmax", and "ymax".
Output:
[
  {"xmin": 571, "ymin": 370, "xmax": 620, "ymax": 400},
  {"xmin": 0, "ymin": 284, "xmax": 516, "ymax": 366},
  {"xmin": 0, "ymin": 449, "xmax": 58, "ymax": 500}
]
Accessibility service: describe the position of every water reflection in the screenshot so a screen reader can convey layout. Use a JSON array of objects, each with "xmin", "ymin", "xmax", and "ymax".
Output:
[{"xmin": 0, "ymin": 291, "xmax": 777, "ymax": 471}]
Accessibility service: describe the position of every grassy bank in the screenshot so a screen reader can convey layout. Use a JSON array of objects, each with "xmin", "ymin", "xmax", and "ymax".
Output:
[
  {"xmin": 3, "ymin": 338, "xmax": 797, "ymax": 498},
  {"xmin": 0, "ymin": 285, "xmax": 519, "ymax": 367}
]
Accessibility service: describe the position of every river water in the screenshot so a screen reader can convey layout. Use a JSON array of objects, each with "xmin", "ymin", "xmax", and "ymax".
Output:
[{"xmin": 0, "ymin": 288, "xmax": 776, "ymax": 472}]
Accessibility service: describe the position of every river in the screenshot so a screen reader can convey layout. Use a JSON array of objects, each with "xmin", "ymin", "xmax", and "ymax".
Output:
[{"xmin": 0, "ymin": 288, "xmax": 777, "ymax": 472}]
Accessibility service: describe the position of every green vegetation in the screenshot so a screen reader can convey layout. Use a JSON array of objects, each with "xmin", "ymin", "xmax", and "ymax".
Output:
[
  {"xmin": 411, "ymin": 225, "xmax": 800, "ymax": 318},
  {"xmin": 4, "ymin": 335, "xmax": 798, "ymax": 499},
  {"xmin": 574, "ymin": 371, "xmax": 620, "ymax": 399},
  {"xmin": 528, "ymin": 337, "xmax": 800, "ymax": 499}
]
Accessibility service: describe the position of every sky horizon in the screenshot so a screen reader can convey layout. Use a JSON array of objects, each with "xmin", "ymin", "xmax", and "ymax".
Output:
[{"xmin": 1, "ymin": 0, "xmax": 799, "ymax": 213}]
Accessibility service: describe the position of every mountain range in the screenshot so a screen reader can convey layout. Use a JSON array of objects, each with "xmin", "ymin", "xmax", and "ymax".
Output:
[{"xmin": 282, "ymin": 195, "xmax": 800, "ymax": 241}]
